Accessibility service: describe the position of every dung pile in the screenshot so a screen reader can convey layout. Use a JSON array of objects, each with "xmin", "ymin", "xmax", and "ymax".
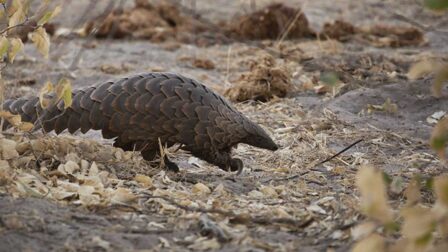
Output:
[
  {"xmin": 321, "ymin": 20, "xmax": 358, "ymax": 41},
  {"xmin": 361, "ymin": 24, "xmax": 425, "ymax": 47},
  {"xmin": 226, "ymin": 3, "xmax": 314, "ymax": 40},
  {"xmin": 224, "ymin": 53, "xmax": 294, "ymax": 102},
  {"xmin": 321, "ymin": 19, "xmax": 425, "ymax": 47},
  {"xmin": 85, "ymin": 0, "xmax": 212, "ymax": 44}
]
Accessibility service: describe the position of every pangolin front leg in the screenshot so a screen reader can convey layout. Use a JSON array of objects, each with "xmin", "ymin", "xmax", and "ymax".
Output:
[
  {"xmin": 113, "ymin": 138, "xmax": 179, "ymax": 172},
  {"xmin": 189, "ymin": 147, "xmax": 243, "ymax": 173},
  {"xmin": 2, "ymin": 72, "xmax": 278, "ymax": 173}
]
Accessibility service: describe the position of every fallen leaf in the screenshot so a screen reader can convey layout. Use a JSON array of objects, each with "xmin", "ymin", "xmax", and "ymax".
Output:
[
  {"xmin": 91, "ymin": 236, "xmax": 110, "ymax": 250},
  {"xmin": 111, "ymin": 187, "xmax": 137, "ymax": 205},
  {"xmin": 192, "ymin": 183, "xmax": 211, "ymax": 195},
  {"xmin": 260, "ymin": 185, "xmax": 278, "ymax": 198},
  {"xmin": 134, "ymin": 174, "xmax": 153, "ymax": 188},
  {"xmin": 188, "ymin": 237, "xmax": 221, "ymax": 251},
  {"xmin": 0, "ymin": 138, "xmax": 19, "ymax": 160}
]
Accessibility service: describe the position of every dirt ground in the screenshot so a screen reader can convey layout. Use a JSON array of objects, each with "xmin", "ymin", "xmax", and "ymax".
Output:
[{"xmin": 1, "ymin": 0, "xmax": 448, "ymax": 251}]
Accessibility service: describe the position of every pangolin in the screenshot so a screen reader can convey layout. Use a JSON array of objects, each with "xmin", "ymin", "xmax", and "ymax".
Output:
[{"xmin": 2, "ymin": 72, "xmax": 278, "ymax": 172}]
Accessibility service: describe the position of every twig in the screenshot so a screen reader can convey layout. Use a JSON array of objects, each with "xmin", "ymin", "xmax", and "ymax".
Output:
[
  {"xmin": 264, "ymin": 170, "xmax": 310, "ymax": 183},
  {"xmin": 0, "ymin": 20, "xmax": 34, "ymax": 35},
  {"xmin": 317, "ymin": 139, "xmax": 363, "ymax": 166},
  {"xmin": 264, "ymin": 139, "xmax": 363, "ymax": 183}
]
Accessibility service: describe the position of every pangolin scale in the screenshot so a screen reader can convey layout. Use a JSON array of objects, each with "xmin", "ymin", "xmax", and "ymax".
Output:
[{"xmin": 2, "ymin": 72, "xmax": 278, "ymax": 172}]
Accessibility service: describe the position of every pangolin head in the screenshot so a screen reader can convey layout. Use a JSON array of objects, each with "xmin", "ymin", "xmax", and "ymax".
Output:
[{"xmin": 241, "ymin": 121, "xmax": 278, "ymax": 151}]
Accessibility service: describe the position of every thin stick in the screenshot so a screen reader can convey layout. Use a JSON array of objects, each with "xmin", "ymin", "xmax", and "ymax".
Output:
[{"xmin": 317, "ymin": 139, "xmax": 363, "ymax": 166}]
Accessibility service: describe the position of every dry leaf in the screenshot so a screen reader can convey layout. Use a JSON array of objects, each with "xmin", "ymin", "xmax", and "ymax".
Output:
[
  {"xmin": 408, "ymin": 60, "xmax": 448, "ymax": 97},
  {"xmin": 8, "ymin": 38, "xmax": 23, "ymax": 63},
  {"xmin": 307, "ymin": 204, "xmax": 327, "ymax": 215},
  {"xmin": 367, "ymin": 98, "xmax": 398, "ymax": 114},
  {"xmin": 408, "ymin": 60, "xmax": 438, "ymax": 80},
  {"xmin": 260, "ymin": 185, "xmax": 278, "ymax": 198},
  {"xmin": 401, "ymin": 206, "xmax": 435, "ymax": 249},
  {"xmin": 63, "ymin": 161, "xmax": 80, "ymax": 174},
  {"xmin": 17, "ymin": 122, "xmax": 33, "ymax": 132},
  {"xmin": 8, "ymin": 0, "xmax": 26, "ymax": 27},
  {"xmin": 38, "ymin": 5, "xmax": 62, "ymax": 25},
  {"xmin": 0, "ymin": 110, "xmax": 32, "ymax": 132},
  {"xmin": 55, "ymin": 78, "xmax": 73, "ymax": 109},
  {"xmin": 89, "ymin": 162, "xmax": 99, "ymax": 176},
  {"xmin": 434, "ymin": 176, "xmax": 448, "ymax": 207},
  {"xmin": 352, "ymin": 234, "xmax": 385, "ymax": 252},
  {"xmin": 433, "ymin": 64, "xmax": 448, "ymax": 97},
  {"xmin": 0, "ymin": 138, "xmax": 19, "ymax": 160},
  {"xmin": 192, "ymin": 183, "xmax": 211, "ymax": 195},
  {"xmin": 78, "ymin": 185, "xmax": 100, "ymax": 206},
  {"xmin": 188, "ymin": 237, "xmax": 221, "ymax": 251},
  {"xmin": 111, "ymin": 187, "xmax": 137, "ymax": 205},
  {"xmin": 29, "ymin": 27, "xmax": 50, "ymax": 59},
  {"xmin": 351, "ymin": 221, "xmax": 377, "ymax": 240},
  {"xmin": 39, "ymin": 81, "xmax": 54, "ymax": 109},
  {"xmin": 404, "ymin": 178, "xmax": 421, "ymax": 206},
  {"xmin": 91, "ymin": 236, "xmax": 110, "ymax": 250},
  {"xmin": 356, "ymin": 165, "xmax": 394, "ymax": 224},
  {"xmin": 135, "ymin": 174, "xmax": 153, "ymax": 188},
  {"xmin": 430, "ymin": 117, "xmax": 448, "ymax": 159},
  {"xmin": 0, "ymin": 36, "xmax": 9, "ymax": 58}
]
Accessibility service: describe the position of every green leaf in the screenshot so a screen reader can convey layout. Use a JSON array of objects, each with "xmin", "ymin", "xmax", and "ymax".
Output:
[
  {"xmin": 8, "ymin": 38, "xmax": 23, "ymax": 63},
  {"xmin": 382, "ymin": 172, "xmax": 393, "ymax": 185},
  {"xmin": 384, "ymin": 221, "xmax": 400, "ymax": 233},
  {"xmin": 55, "ymin": 78, "xmax": 72, "ymax": 109},
  {"xmin": 415, "ymin": 230, "xmax": 434, "ymax": 246},
  {"xmin": 39, "ymin": 81, "xmax": 53, "ymax": 109},
  {"xmin": 0, "ymin": 36, "xmax": 9, "ymax": 58},
  {"xmin": 433, "ymin": 64, "xmax": 448, "ymax": 97},
  {"xmin": 320, "ymin": 72, "xmax": 340, "ymax": 86},
  {"xmin": 430, "ymin": 117, "xmax": 448, "ymax": 159},
  {"xmin": 424, "ymin": 177, "xmax": 434, "ymax": 191},
  {"xmin": 38, "ymin": 5, "xmax": 61, "ymax": 25},
  {"xmin": 424, "ymin": 0, "xmax": 448, "ymax": 10}
]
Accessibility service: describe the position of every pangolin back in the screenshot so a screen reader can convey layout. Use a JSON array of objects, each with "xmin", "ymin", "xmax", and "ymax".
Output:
[{"xmin": 3, "ymin": 72, "xmax": 278, "ymax": 171}]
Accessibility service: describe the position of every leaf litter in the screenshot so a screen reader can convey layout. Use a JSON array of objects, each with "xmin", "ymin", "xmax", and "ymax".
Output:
[{"xmin": 2, "ymin": 0, "xmax": 448, "ymax": 251}]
